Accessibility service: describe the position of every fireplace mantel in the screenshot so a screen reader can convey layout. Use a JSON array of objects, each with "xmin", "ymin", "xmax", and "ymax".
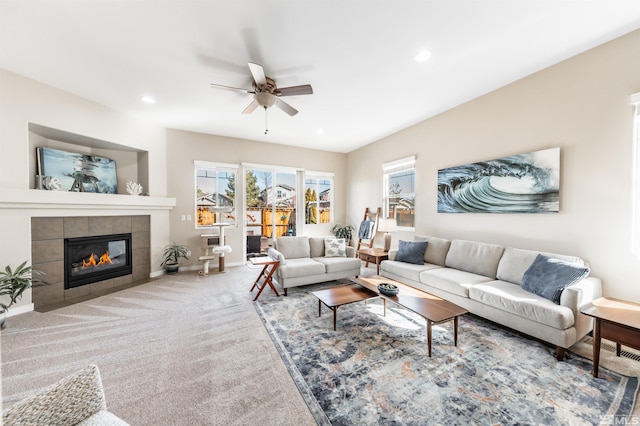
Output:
[{"xmin": 0, "ymin": 188, "xmax": 175, "ymax": 211}]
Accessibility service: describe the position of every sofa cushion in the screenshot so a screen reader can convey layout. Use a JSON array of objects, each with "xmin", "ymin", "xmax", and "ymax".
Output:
[
  {"xmin": 381, "ymin": 260, "xmax": 441, "ymax": 283},
  {"xmin": 76, "ymin": 410, "xmax": 129, "ymax": 425},
  {"xmin": 419, "ymin": 268, "xmax": 493, "ymax": 298},
  {"xmin": 521, "ymin": 254, "xmax": 590, "ymax": 304},
  {"xmin": 445, "ymin": 240, "xmax": 505, "ymax": 278},
  {"xmin": 496, "ymin": 247, "xmax": 586, "ymax": 285},
  {"xmin": 469, "ymin": 280, "xmax": 575, "ymax": 329},
  {"xmin": 278, "ymin": 258, "xmax": 325, "ymax": 278},
  {"xmin": 324, "ymin": 238, "xmax": 347, "ymax": 257},
  {"xmin": 414, "ymin": 235, "xmax": 451, "ymax": 266},
  {"xmin": 275, "ymin": 236, "xmax": 310, "ymax": 259},
  {"xmin": 396, "ymin": 240, "xmax": 428, "ymax": 264},
  {"xmin": 314, "ymin": 256, "xmax": 362, "ymax": 274},
  {"xmin": 309, "ymin": 237, "xmax": 326, "ymax": 258}
]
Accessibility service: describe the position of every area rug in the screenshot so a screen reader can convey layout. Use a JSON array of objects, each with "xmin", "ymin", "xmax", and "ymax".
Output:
[{"xmin": 254, "ymin": 284, "xmax": 639, "ymax": 425}]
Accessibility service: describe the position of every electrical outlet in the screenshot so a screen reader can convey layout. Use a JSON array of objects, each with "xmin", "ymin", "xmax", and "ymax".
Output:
[
  {"xmin": 186, "ymin": 214, "xmax": 192, "ymax": 220},
  {"xmin": 181, "ymin": 214, "xmax": 186, "ymax": 221}
]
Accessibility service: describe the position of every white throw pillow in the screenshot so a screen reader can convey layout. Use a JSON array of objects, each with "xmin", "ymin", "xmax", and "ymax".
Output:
[{"xmin": 324, "ymin": 238, "xmax": 346, "ymax": 257}]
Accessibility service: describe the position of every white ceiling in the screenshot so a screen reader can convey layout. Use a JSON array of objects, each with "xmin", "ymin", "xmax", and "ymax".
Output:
[{"xmin": 2, "ymin": 1, "xmax": 640, "ymax": 153}]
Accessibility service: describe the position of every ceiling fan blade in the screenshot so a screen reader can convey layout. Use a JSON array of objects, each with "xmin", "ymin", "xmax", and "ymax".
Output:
[
  {"xmin": 242, "ymin": 100, "xmax": 260, "ymax": 114},
  {"xmin": 248, "ymin": 62, "xmax": 267, "ymax": 87},
  {"xmin": 275, "ymin": 84, "xmax": 313, "ymax": 97},
  {"xmin": 274, "ymin": 98, "xmax": 298, "ymax": 116},
  {"xmin": 210, "ymin": 83, "xmax": 254, "ymax": 93}
]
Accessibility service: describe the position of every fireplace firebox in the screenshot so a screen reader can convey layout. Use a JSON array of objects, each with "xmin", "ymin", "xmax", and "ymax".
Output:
[{"xmin": 64, "ymin": 233, "xmax": 133, "ymax": 289}]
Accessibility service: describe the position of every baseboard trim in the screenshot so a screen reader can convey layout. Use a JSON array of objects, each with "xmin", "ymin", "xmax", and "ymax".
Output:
[{"xmin": 6, "ymin": 303, "xmax": 34, "ymax": 317}]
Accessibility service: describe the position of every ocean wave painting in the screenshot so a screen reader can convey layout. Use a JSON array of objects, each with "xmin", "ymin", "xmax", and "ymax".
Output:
[{"xmin": 437, "ymin": 147, "xmax": 559, "ymax": 213}]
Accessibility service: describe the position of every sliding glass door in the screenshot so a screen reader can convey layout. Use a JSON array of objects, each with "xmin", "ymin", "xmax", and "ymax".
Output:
[{"xmin": 245, "ymin": 167, "xmax": 297, "ymax": 256}]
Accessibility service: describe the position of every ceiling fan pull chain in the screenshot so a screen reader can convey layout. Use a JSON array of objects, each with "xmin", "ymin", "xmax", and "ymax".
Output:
[{"xmin": 264, "ymin": 107, "xmax": 269, "ymax": 134}]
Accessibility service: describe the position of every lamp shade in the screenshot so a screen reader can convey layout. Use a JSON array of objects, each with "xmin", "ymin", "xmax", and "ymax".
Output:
[{"xmin": 377, "ymin": 218, "xmax": 398, "ymax": 233}]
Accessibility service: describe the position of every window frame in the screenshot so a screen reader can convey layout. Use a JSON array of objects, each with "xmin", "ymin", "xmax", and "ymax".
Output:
[
  {"xmin": 304, "ymin": 171, "xmax": 334, "ymax": 225},
  {"xmin": 382, "ymin": 156, "xmax": 416, "ymax": 230},
  {"xmin": 194, "ymin": 160, "xmax": 239, "ymax": 229}
]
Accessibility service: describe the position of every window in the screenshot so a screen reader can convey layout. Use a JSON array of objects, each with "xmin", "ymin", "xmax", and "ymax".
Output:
[
  {"xmin": 195, "ymin": 161, "xmax": 238, "ymax": 228},
  {"xmin": 632, "ymin": 94, "xmax": 640, "ymax": 255},
  {"xmin": 383, "ymin": 156, "xmax": 416, "ymax": 229},
  {"xmin": 304, "ymin": 173, "xmax": 333, "ymax": 224}
]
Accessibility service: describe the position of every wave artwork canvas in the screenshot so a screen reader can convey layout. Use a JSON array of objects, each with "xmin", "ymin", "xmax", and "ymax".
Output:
[{"xmin": 437, "ymin": 147, "xmax": 559, "ymax": 213}]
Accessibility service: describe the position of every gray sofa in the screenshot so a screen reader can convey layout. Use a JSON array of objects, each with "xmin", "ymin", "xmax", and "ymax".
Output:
[
  {"xmin": 380, "ymin": 236, "xmax": 602, "ymax": 360},
  {"xmin": 269, "ymin": 236, "xmax": 362, "ymax": 295}
]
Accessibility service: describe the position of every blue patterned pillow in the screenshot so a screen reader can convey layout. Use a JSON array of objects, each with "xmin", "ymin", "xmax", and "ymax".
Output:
[
  {"xmin": 521, "ymin": 254, "xmax": 590, "ymax": 304},
  {"xmin": 324, "ymin": 238, "xmax": 347, "ymax": 257},
  {"xmin": 396, "ymin": 240, "xmax": 428, "ymax": 265}
]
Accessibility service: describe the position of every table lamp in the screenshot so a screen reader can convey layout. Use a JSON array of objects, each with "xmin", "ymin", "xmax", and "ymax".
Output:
[{"xmin": 377, "ymin": 218, "xmax": 398, "ymax": 251}]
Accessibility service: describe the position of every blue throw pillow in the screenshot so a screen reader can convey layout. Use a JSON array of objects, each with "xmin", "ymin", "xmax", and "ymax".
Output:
[
  {"xmin": 396, "ymin": 240, "xmax": 428, "ymax": 265},
  {"xmin": 521, "ymin": 254, "xmax": 590, "ymax": 304}
]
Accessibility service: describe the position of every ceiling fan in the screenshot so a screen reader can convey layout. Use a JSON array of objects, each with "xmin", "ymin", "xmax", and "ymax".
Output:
[{"xmin": 210, "ymin": 62, "xmax": 313, "ymax": 133}]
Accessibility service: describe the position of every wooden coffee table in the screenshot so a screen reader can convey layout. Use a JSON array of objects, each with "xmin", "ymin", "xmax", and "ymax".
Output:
[
  {"xmin": 580, "ymin": 297, "xmax": 640, "ymax": 378},
  {"xmin": 312, "ymin": 284, "xmax": 379, "ymax": 331},
  {"xmin": 353, "ymin": 275, "xmax": 468, "ymax": 357}
]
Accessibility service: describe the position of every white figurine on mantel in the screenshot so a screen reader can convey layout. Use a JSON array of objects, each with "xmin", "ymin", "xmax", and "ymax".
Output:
[{"xmin": 126, "ymin": 181, "xmax": 143, "ymax": 196}]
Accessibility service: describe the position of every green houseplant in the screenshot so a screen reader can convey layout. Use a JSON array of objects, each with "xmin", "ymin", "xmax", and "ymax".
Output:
[
  {"xmin": 0, "ymin": 261, "xmax": 46, "ymax": 329},
  {"xmin": 161, "ymin": 242, "xmax": 190, "ymax": 273},
  {"xmin": 331, "ymin": 224, "xmax": 355, "ymax": 245}
]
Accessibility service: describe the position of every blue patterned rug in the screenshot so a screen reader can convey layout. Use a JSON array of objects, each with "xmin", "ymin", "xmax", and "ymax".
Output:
[{"xmin": 254, "ymin": 283, "xmax": 639, "ymax": 425}]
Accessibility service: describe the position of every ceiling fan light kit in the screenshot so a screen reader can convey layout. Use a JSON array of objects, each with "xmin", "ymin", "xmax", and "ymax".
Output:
[{"xmin": 210, "ymin": 62, "xmax": 313, "ymax": 133}]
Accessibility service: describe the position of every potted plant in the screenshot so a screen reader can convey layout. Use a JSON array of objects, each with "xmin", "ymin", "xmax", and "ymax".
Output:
[
  {"xmin": 331, "ymin": 224, "xmax": 355, "ymax": 245},
  {"xmin": 0, "ymin": 261, "xmax": 46, "ymax": 329},
  {"xmin": 161, "ymin": 242, "xmax": 190, "ymax": 273}
]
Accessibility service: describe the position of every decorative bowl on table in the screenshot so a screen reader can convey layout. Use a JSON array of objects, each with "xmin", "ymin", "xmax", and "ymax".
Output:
[{"xmin": 378, "ymin": 282, "xmax": 399, "ymax": 296}]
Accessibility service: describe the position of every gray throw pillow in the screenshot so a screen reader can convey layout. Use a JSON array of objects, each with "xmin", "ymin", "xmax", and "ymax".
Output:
[
  {"xmin": 521, "ymin": 254, "xmax": 590, "ymax": 304},
  {"xmin": 396, "ymin": 240, "xmax": 428, "ymax": 265}
]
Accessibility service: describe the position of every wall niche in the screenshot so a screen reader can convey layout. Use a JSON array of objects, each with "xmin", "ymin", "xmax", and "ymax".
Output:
[{"xmin": 28, "ymin": 123, "xmax": 149, "ymax": 195}]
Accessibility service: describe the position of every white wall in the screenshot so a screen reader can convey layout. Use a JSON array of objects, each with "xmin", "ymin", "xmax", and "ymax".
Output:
[
  {"xmin": 0, "ymin": 69, "xmax": 172, "ymax": 311},
  {"xmin": 347, "ymin": 29, "xmax": 640, "ymax": 303},
  {"xmin": 165, "ymin": 129, "xmax": 348, "ymax": 268}
]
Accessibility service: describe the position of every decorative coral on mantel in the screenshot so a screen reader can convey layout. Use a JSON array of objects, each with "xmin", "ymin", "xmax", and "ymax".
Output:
[{"xmin": 126, "ymin": 181, "xmax": 143, "ymax": 196}]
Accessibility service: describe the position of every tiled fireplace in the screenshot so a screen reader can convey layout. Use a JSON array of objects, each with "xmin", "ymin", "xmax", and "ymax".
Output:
[{"xmin": 31, "ymin": 215, "xmax": 151, "ymax": 310}]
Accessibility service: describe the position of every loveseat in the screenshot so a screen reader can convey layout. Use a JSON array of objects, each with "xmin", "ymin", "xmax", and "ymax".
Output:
[
  {"xmin": 269, "ymin": 236, "xmax": 362, "ymax": 295},
  {"xmin": 380, "ymin": 236, "xmax": 602, "ymax": 360}
]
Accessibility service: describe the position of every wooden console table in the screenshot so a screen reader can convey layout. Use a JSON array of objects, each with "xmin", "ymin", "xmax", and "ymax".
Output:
[{"xmin": 580, "ymin": 297, "xmax": 640, "ymax": 378}]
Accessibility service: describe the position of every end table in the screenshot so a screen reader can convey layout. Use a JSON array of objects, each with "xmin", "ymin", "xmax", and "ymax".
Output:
[
  {"xmin": 358, "ymin": 248, "xmax": 389, "ymax": 275},
  {"xmin": 580, "ymin": 297, "xmax": 640, "ymax": 377}
]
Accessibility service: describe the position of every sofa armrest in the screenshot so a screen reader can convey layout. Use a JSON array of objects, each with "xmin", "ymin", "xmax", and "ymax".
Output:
[
  {"xmin": 561, "ymin": 276, "xmax": 603, "ymax": 310},
  {"xmin": 388, "ymin": 249, "xmax": 398, "ymax": 261},
  {"xmin": 268, "ymin": 247, "xmax": 286, "ymax": 265},
  {"xmin": 2, "ymin": 364, "xmax": 113, "ymax": 426}
]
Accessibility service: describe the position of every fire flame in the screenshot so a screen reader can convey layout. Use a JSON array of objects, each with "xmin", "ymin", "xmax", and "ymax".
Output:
[{"xmin": 82, "ymin": 251, "xmax": 113, "ymax": 268}]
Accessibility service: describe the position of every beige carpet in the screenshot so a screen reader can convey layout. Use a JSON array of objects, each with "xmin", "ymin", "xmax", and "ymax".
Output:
[
  {"xmin": 1, "ymin": 265, "xmax": 317, "ymax": 425},
  {"xmin": 1, "ymin": 264, "xmax": 638, "ymax": 423}
]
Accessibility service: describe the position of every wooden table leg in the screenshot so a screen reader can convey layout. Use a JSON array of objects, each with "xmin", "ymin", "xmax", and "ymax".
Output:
[
  {"xmin": 250, "ymin": 265, "xmax": 267, "ymax": 292},
  {"xmin": 427, "ymin": 319, "xmax": 432, "ymax": 357},
  {"xmin": 318, "ymin": 300, "xmax": 322, "ymax": 317},
  {"xmin": 593, "ymin": 318, "xmax": 601, "ymax": 377},
  {"xmin": 616, "ymin": 342, "xmax": 622, "ymax": 357},
  {"xmin": 454, "ymin": 316, "xmax": 459, "ymax": 347},
  {"xmin": 383, "ymin": 298, "xmax": 386, "ymax": 317},
  {"xmin": 332, "ymin": 307, "xmax": 337, "ymax": 331}
]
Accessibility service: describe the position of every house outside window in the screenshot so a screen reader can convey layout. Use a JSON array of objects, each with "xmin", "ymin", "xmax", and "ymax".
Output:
[
  {"xmin": 195, "ymin": 161, "xmax": 238, "ymax": 228},
  {"xmin": 383, "ymin": 156, "xmax": 416, "ymax": 229},
  {"xmin": 304, "ymin": 173, "xmax": 333, "ymax": 224}
]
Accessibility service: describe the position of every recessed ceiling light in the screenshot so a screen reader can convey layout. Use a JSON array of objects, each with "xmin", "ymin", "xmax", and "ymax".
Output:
[
  {"xmin": 415, "ymin": 50, "xmax": 432, "ymax": 62},
  {"xmin": 140, "ymin": 95, "xmax": 155, "ymax": 104}
]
